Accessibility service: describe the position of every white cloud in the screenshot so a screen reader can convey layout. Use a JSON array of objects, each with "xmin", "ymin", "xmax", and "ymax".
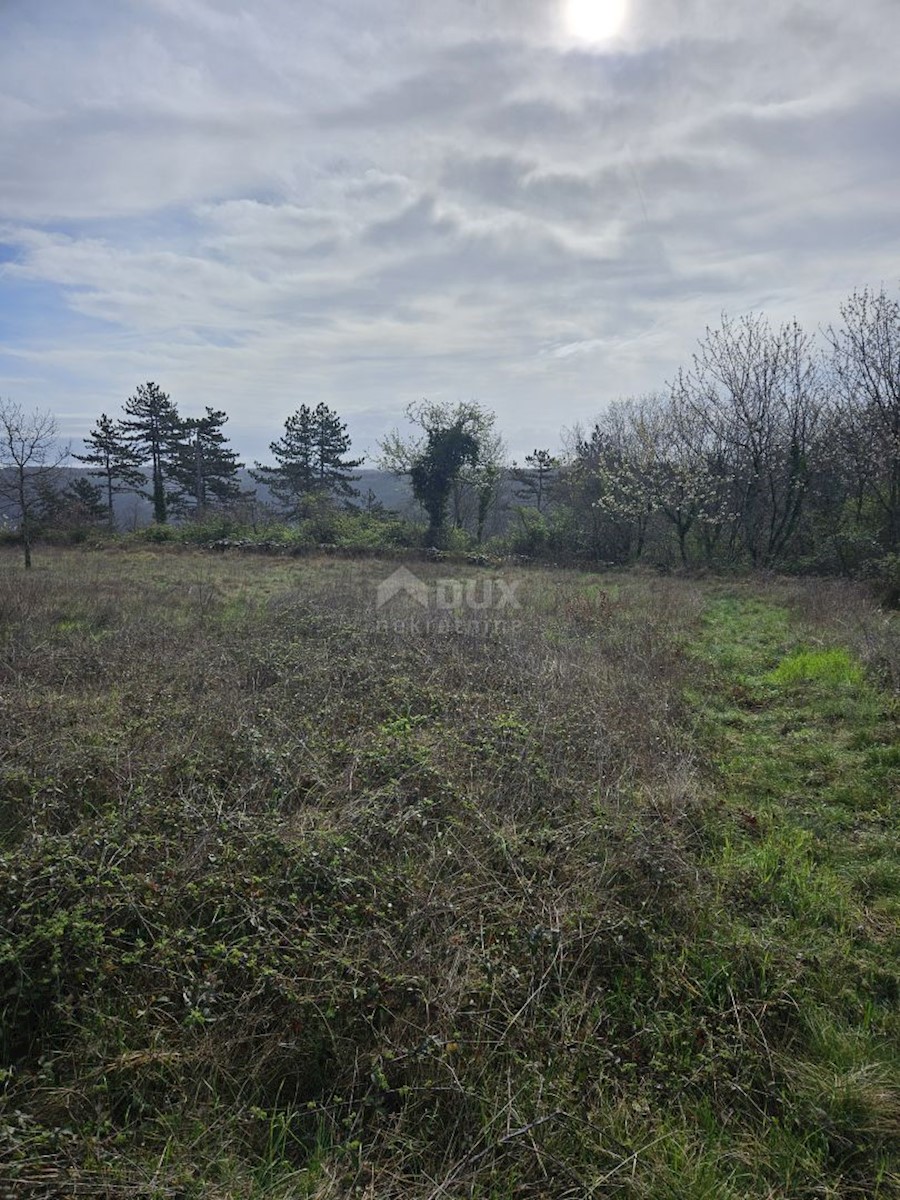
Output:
[{"xmin": 1, "ymin": 0, "xmax": 899, "ymax": 460}]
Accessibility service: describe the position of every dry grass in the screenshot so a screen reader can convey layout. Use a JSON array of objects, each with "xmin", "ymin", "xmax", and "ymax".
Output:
[{"xmin": 0, "ymin": 548, "xmax": 896, "ymax": 1197}]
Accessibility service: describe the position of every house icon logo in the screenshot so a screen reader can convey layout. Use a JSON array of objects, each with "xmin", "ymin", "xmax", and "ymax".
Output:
[{"xmin": 376, "ymin": 567, "xmax": 430, "ymax": 609}]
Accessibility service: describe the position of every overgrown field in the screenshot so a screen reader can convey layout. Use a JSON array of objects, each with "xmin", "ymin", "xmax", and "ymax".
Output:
[{"xmin": 0, "ymin": 548, "xmax": 898, "ymax": 1198}]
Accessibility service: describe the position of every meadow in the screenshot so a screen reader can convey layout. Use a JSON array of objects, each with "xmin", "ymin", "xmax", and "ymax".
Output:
[{"xmin": 0, "ymin": 547, "xmax": 898, "ymax": 1198}]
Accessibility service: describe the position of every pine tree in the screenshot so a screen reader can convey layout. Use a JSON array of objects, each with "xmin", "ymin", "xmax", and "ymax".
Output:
[
  {"xmin": 74, "ymin": 413, "xmax": 146, "ymax": 529},
  {"xmin": 167, "ymin": 407, "xmax": 244, "ymax": 516},
  {"xmin": 36, "ymin": 476, "xmax": 107, "ymax": 530},
  {"xmin": 252, "ymin": 403, "xmax": 361, "ymax": 517},
  {"xmin": 120, "ymin": 382, "xmax": 181, "ymax": 524},
  {"xmin": 64, "ymin": 476, "xmax": 108, "ymax": 525},
  {"xmin": 312, "ymin": 402, "xmax": 363, "ymax": 498},
  {"xmin": 512, "ymin": 449, "xmax": 559, "ymax": 513}
]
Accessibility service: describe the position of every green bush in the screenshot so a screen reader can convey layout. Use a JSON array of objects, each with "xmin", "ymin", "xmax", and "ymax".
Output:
[
  {"xmin": 867, "ymin": 553, "xmax": 900, "ymax": 608},
  {"xmin": 505, "ymin": 508, "xmax": 550, "ymax": 556},
  {"xmin": 139, "ymin": 523, "xmax": 177, "ymax": 543}
]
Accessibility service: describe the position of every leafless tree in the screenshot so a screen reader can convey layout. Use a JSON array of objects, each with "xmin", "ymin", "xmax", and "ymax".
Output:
[
  {"xmin": 676, "ymin": 314, "xmax": 823, "ymax": 566},
  {"xmin": 826, "ymin": 287, "xmax": 900, "ymax": 553},
  {"xmin": 0, "ymin": 399, "xmax": 69, "ymax": 568}
]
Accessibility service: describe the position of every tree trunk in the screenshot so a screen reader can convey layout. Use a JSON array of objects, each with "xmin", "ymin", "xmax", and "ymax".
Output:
[
  {"xmin": 195, "ymin": 434, "xmax": 204, "ymax": 514},
  {"xmin": 678, "ymin": 524, "xmax": 688, "ymax": 567},
  {"xmin": 107, "ymin": 472, "xmax": 116, "ymax": 530}
]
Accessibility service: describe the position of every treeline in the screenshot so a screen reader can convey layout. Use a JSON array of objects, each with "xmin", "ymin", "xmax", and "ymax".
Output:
[
  {"xmin": 64, "ymin": 384, "xmax": 362, "ymax": 527},
  {"xmin": 533, "ymin": 287, "xmax": 899, "ymax": 591},
  {"xmin": 0, "ymin": 387, "xmax": 370, "ymax": 562},
  {"xmin": 1, "ymin": 285, "xmax": 898, "ymax": 594}
]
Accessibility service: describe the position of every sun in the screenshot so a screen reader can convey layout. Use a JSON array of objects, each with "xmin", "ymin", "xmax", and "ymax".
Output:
[{"xmin": 563, "ymin": 0, "xmax": 628, "ymax": 44}]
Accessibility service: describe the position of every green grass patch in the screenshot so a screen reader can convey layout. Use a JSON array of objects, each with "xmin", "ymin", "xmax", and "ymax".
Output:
[
  {"xmin": 769, "ymin": 645, "xmax": 866, "ymax": 688},
  {"xmin": 685, "ymin": 587, "xmax": 900, "ymax": 1196}
]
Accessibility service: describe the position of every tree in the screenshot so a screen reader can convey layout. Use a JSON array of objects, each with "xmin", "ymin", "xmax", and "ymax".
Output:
[
  {"xmin": 167, "ymin": 407, "xmax": 244, "ymax": 516},
  {"xmin": 379, "ymin": 401, "xmax": 500, "ymax": 546},
  {"xmin": 558, "ymin": 395, "xmax": 732, "ymax": 567},
  {"xmin": 35, "ymin": 475, "xmax": 107, "ymax": 532},
  {"xmin": 448, "ymin": 409, "xmax": 506, "ymax": 542},
  {"xmin": 0, "ymin": 399, "xmax": 68, "ymax": 568},
  {"xmin": 512, "ymin": 449, "xmax": 559, "ymax": 513},
  {"xmin": 251, "ymin": 403, "xmax": 362, "ymax": 519},
  {"xmin": 571, "ymin": 410, "xmax": 654, "ymax": 563},
  {"xmin": 121, "ymin": 382, "xmax": 181, "ymax": 524},
  {"xmin": 602, "ymin": 393, "xmax": 728, "ymax": 568},
  {"xmin": 676, "ymin": 314, "xmax": 822, "ymax": 566},
  {"xmin": 74, "ymin": 413, "xmax": 146, "ymax": 529},
  {"xmin": 312, "ymin": 403, "xmax": 363, "ymax": 498},
  {"xmin": 652, "ymin": 394, "xmax": 724, "ymax": 568},
  {"xmin": 62, "ymin": 477, "xmax": 108, "ymax": 526},
  {"xmin": 826, "ymin": 287, "xmax": 900, "ymax": 553},
  {"xmin": 253, "ymin": 405, "xmax": 316, "ymax": 514}
]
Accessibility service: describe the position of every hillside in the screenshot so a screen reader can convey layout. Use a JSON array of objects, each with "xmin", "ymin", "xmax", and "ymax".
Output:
[
  {"xmin": 0, "ymin": 549, "xmax": 897, "ymax": 1198},
  {"xmin": 0, "ymin": 468, "xmax": 419, "ymax": 529}
]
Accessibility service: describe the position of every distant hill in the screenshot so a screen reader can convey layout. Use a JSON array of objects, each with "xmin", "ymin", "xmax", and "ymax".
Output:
[
  {"xmin": 1, "ymin": 467, "xmax": 535, "ymax": 535},
  {"xmin": 0, "ymin": 467, "xmax": 419, "ymax": 529}
]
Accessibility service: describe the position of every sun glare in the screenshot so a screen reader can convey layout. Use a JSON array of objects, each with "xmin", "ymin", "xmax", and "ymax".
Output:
[{"xmin": 563, "ymin": 0, "xmax": 628, "ymax": 44}]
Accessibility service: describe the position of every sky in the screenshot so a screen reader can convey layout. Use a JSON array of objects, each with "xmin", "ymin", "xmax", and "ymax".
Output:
[{"xmin": 1, "ymin": 0, "xmax": 899, "ymax": 465}]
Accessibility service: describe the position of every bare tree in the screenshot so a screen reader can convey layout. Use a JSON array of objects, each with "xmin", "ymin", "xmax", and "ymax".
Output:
[
  {"xmin": 677, "ymin": 314, "xmax": 822, "ymax": 566},
  {"xmin": 826, "ymin": 287, "xmax": 900, "ymax": 554},
  {"xmin": 0, "ymin": 400, "xmax": 69, "ymax": 568}
]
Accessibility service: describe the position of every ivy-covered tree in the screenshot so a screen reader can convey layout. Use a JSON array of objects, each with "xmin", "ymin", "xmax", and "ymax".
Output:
[
  {"xmin": 379, "ymin": 401, "xmax": 499, "ymax": 546},
  {"xmin": 252, "ymin": 403, "xmax": 361, "ymax": 518},
  {"xmin": 121, "ymin": 382, "xmax": 181, "ymax": 524},
  {"xmin": 412, "ymin": 422, "xmax": 479, "ymax": 545},
  {"xmin": 167, "ymin": 407, "xmax": 244, "ymax": 516},
  {"xmin": 449, "ymin": 407, "xmax": 506, "ymax": 542},
  {"xmin": 74, "ymin": 413, "xmax": 146, "ymax": 529}
]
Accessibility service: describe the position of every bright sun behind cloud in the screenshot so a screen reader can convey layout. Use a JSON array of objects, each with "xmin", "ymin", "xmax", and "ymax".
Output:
[{"xmin": 563, "ymin": 0, "xmax": 628, "ymax": 44}]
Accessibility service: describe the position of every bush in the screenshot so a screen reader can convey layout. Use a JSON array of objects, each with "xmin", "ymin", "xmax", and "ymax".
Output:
[
  {"xmin": 866, "ymin": 553, "xmax": 900, "ymax": 608},
  {"xmin": 505, "ymin": 508, "xmax": 550, "ymax": 556},
  {"xmin": 139, "ymin": 523, "xmax": 177, "ymax": 544}
]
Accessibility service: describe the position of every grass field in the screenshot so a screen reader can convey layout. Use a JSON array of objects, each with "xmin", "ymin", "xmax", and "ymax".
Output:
[{"xmin": 0, "ymin": 548, "xmax": 898, "ymax": 1198}]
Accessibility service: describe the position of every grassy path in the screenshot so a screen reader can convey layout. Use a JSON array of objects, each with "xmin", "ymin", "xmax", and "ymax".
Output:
[{"xmin": 686, "ymin": 590, "xmax": 900, "ymax": 1195}]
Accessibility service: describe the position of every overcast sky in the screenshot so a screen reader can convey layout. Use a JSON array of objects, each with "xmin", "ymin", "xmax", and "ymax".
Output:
[{"xmin": 1, "ymin": 0, "xmax": 898, "ymax": 463}]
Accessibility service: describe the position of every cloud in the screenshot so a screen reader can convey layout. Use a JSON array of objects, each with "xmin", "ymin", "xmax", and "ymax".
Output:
[{"xmin": 1, "ymin": 0, "xmax": 899, "ymax": 461}]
